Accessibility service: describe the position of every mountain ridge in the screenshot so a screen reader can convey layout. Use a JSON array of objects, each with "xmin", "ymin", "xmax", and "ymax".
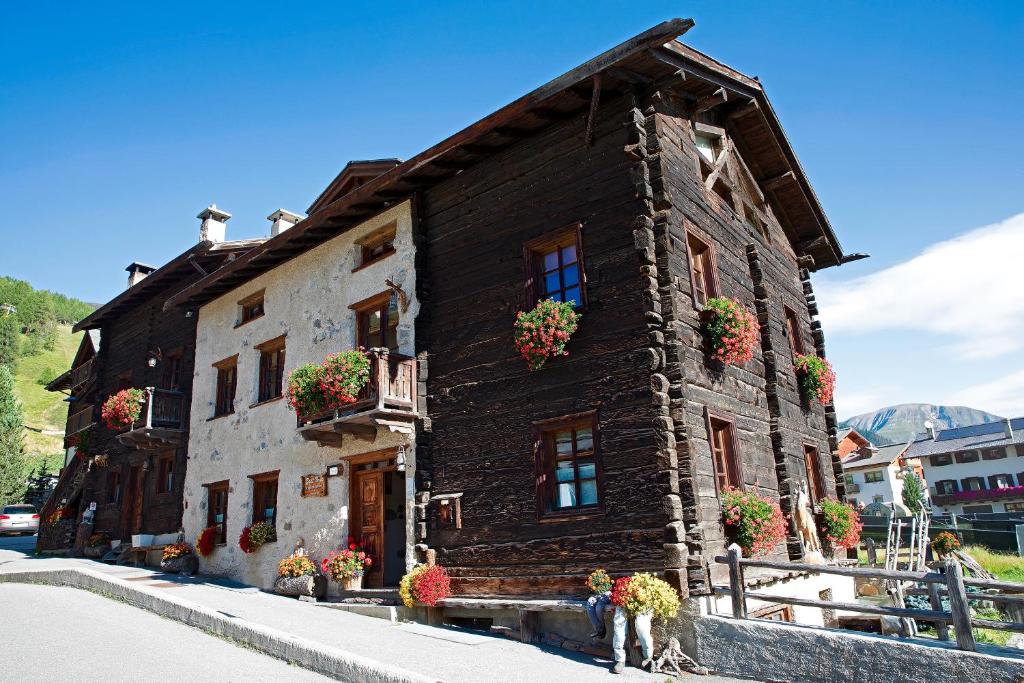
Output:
[{"xmin": 839, "ymin": 403, "xmax": 1003, "ymax": 446}]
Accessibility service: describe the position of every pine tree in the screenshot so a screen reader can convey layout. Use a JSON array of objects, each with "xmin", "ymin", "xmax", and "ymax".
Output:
[
  {"xmin": 0, "ymin": 365, "xmax": 27, "ymax": 506},
  {"xmin": 902, "ymin": 471, "xmax": 926, "ymax": 515},
  {"xmin": 0, "ymin": 313, "xmax": 17, "ymax": 369}
]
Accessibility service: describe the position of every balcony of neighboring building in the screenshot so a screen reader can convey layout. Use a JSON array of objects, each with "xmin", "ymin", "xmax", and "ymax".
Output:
[
  {"xmin": 297, "ymin": 349, "xmax": 417, "ymax": 447},
  {"xmin": 64, "ymin": 405, "xmax": 96, "ymax": 445},
  {"xmin": 116, "ymin": 387, "xmax": 187, "ymax": 449}
]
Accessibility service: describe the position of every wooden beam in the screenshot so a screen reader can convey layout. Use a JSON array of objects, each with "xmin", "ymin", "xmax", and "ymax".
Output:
[
  {"xmin": 693, "ymin": 87, "xmax": 728, "ymax": 115},
  {"xmin": 727, "ymin": 99, "xmax": 760, "ymax": 120},
  {"xmin": 584, "ymin": 74, "xmax": 602, "ymax": 146},
  {"xmin": 795, "ymin": 235, "xmax": 829, "ymax": 254},
  {"xmin": 761, "ymin": 170, "xmax": 795, "ymax": 192},
  {"xmin": 606, "ymin": 65, "xmax": 653, "ymax": 85}
]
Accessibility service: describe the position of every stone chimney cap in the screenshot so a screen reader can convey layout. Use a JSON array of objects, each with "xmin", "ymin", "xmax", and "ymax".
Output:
[
  {"xmin": 267, "ymin": 208, "xmax": 304, "ymax": 223},
  {"xmin": 197, "ymin": 204, "xmax": 232, "ymax": 222},
  {"xmin": 125, "ymin": 262, "xmax": 157, "ymax": 274}
]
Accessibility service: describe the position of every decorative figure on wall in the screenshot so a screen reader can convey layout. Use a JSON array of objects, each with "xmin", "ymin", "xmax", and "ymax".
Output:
[
  {"xmin": 384, "ymin": 277, "xmax": 410, "ymax": 313},
  {"xmin": 293, "ymin": 536, "xmax": 306, "ymax": 556},
  {"xmin": 795, "ymin": 482, "xmax": 824, "ymax": 563},
  {"xmin": 652, "ymin": 638, "xmax": 710, "ymax": 676}
]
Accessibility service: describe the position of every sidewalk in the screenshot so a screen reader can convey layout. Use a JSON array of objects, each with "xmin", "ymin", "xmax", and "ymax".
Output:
[{"xmin": 0, "ymin": 542, "xmax": 742, "ymax": 682}]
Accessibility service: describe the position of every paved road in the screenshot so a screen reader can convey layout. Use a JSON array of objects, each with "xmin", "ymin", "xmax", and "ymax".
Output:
[{"xmin": 1, "ymin": 535, "xmax": 330, "ymax": 682}]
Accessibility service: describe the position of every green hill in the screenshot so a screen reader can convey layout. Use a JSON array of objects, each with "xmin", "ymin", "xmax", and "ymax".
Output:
[{"xmin": 14, "ymin": 325, "xmax": 80, "ymax": 471}]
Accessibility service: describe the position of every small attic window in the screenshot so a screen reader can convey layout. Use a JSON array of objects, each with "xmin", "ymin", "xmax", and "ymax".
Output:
[
  {"xmin": 354, "ymin": 223, "xmax": 397, "ymax": 271},
  {"xmin": 695, "ymin": 133, "xmax": 719, "ymax": 163},
  {"xmin": 237, "ymin": 290, "xmax": 265, "ymax": 327}
]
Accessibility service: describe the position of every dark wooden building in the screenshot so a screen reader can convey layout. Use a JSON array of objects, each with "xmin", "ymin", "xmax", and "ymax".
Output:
[
  {"xmin": 39, "ymin": 215, "xmax": 263, "ymax": 554},
  {"xmin": 160, "ymin": 19, "xmax": 853, "ymax": 604}
]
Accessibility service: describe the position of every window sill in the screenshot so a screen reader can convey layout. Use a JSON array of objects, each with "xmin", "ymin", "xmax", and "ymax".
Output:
[
  {"xmin": 249, "ymin": 396, "xmax": 283, "ymax": 409},
  {"xmin": 536, "ymin": 508, "xmax": 604, "ymax": 524},
  {"xmin": 207, "ymin": 411, "xmax": 235, "ymax": 422},
  {"xmin": 352, "ymin": 249, "xmax": 396, "ymax": 273},
  {"xmin": 234, "ymin": 314, "xmax": 265, "ymax": 329}
]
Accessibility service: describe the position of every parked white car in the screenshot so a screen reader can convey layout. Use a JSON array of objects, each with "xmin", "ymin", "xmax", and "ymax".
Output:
[{"xmin": 0, "ymin": 504, "xmax": 40, "ymax": 535}]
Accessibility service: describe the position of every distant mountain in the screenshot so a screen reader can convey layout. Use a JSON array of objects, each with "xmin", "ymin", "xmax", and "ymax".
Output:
[{"xmin": 839, "ymin": 403, "xmax": 1003, "ymax": 446}]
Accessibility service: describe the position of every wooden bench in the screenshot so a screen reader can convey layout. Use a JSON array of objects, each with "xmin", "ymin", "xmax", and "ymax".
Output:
[{"xmin": 127, "ymin": 544, "xmax": 168, "ymax": 567}]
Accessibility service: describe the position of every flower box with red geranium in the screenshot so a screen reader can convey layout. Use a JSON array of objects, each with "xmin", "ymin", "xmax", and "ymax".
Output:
[
  {"xmin": 513, "ymin": 299, "xmax": 580, "ymax": 371},
  {"xmin": 820, "ymin": 499, "xmax": 861, "ymax": 555},
  {"xmin": 794, "ymin": 354, "xmax": 836, "ymax": 405},
  {"xmin": 239, "ymin": 521, "xmax": 276, "ymax": 554},
  {"xmin": 400, "ymin": 564, "xmax": 451, "ymax": 607},
  {"xmin": 285, "ymin": 350, "xmax": 371, "ymax": 420},
  {"xmin": 196, "ymin": 526, "xmax": 219, "ymax": 557},
  {"xmin": 101, "ymin": 388, "xmax": 146, "ymax": 431},
  {"xmin": 700, "ymin": 297, "xmax": 760, "ymax": 366},
  {"xmin": 720, "ymin": 487, "xmax": 787, "ymax": 557},
  {"xmin": 322, "ymin": 537, "xmax": 373, "ymax": 589}
]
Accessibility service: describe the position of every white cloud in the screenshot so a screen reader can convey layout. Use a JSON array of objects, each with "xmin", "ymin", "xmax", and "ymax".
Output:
[
  {"xmin": 817, "ymin": 213, "xmax": 1024, "ymax": 360},
  {"xmin": 949, "ymin": 369, "xmax": 1024, "ymax": 418},
  {"xmin": 834, "ymin": 387, "xmax": 899, "ymax": 421}
]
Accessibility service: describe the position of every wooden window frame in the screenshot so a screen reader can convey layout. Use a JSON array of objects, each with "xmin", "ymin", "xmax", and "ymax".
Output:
[
  {"xmin": 955, "ymin": 450, "xmax": 980, "ymax": 464},
  {"xmin": 160, "ymin": 347, "xmax": 185, "ymax": 391},
  {"xmin": 255, "ymin": 335, "xmax": 286, "ymax": 404},
  {"xmin": 705, "ymin": 408, "xmax": 743, "ymax": 495},
  {"xmin": 961, "ymin": 476, "xmax": 986, "ymax": 492},
  {"xmin": 982, "ymin": 447, "xmax": 1008, "ymax": 461},
  {"xmin": 532, "ymin": 410, "xmax": 603, "ymax": 521},
  {"xmin": 930, "ymin": 453, "xmax": 953, "ymax": 467},
  {"xmin": 350, "ymin": 290, "xmax": 400, "ymax": 351},
  {"xmin": 212, "ymin": 355, "xmax": 238, "ymax": 418},
  {"xmin": 155, "ymin": 455, "xmax": 175, "ymax": 495},
  {"xmin": 353, "ymin": 223, "xmax": 397, "ymax": 272},
  {"xmin": 522, "ymin": 222, "xmax": 588, "ymax": 311},
  {"xmin": 989, "ymin": 474, "xmax": 1014, "ymax": 490},
  {"xmin": 784, "ymin": 305, "xmax": 805, "ymax": 358},
  {"xmin": 249, "ymin": 470, "xmax": 280, "ymax": 527},
  {"xmin": 685, "ymin": 228, "xmax": 720, "ymax": 310},
  {"xmin": 750, "ymin": 604, "xmax": 794, "ymax": 623},
  {"xmin": 863, "ymin": 469, "xmax": 884, "ymax": 484},
  {"xmin": 803, "ymin": 443, "xmax": 826, "ymax": 505},
  {"xmin": 934, "ymin": 479, "xmax": 958, "ymax": 495},
  {"xmin": 236, "ymin": 290, "xmax": 266, "ymax": 327},
  {"xmin": 203, "ymin": 480, "xmax": 230, "ymax": 545}
]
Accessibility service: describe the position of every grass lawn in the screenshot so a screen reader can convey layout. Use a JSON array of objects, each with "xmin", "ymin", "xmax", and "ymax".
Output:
[{"xmin": 11, "ymin": 325, "xmax": 79, "ymax": 464}]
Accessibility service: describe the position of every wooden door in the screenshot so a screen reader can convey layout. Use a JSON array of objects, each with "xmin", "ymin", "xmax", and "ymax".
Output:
[
  {"xmin": 120, "ymin": 465, "xmax": 144, "ymax": 540},
  {"xmin": 353, "ymin": 470, "xmax": 384, "ymax": 588}
]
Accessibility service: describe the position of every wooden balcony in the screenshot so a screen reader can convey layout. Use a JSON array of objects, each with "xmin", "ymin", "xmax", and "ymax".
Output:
[
  {"xmin": 297, "ymin": 349, "xmax": 417, "ymax": 447},
  {"xmin": 116, "ymin": 388, "xmax": 187, "ymax": 450},
  {"xmin": 65, "ymin": 405, "xmax": 95, "ymax": 442},
  {"xmin": 69, "ymin": 357, "xmax": 95, "ymax": 391}
]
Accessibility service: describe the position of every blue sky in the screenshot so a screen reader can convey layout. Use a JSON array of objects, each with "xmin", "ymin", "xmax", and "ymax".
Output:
[{"xmin": 1, "ymin": 2, "xmax": 1022, "ymax": 419}]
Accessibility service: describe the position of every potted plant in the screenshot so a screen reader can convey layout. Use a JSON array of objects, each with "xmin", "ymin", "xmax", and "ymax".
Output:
[
  {"xmin": 196, "ymin": 526, "xmax": 219, "ymax": 557},
  {"xmin": 285, "ymin": 350, "xmax": 372, "ymax": 420},
  {"xmin": 820, "ymin": 499, "xmax": 861, "ymax": 558},
  {"xmin": 700, "ymin": 297, "xmax": 759, "ymax": 366},
  {"xmin": 84, "ymin": 532, "xmax": 109, "ymax": 558},
  {"xmin": 322, "ymin": 537, "xmax": 373, "ymax": 590},
  {"xmin": 721, "ymin": 487, "xmax": 788, "ymax": 557},
  {"xmin": 794, "ymin": 354, "xmax": 836, "ymax": 405},
  {"xmin": 399, "ymin": 564, "xmax": 451, "ymax": 607},
  {"xmin": 239, "ymin": 520, "xmax": 277, "ymax": 554},
  {"xmin": 101, "ymin": 388, "xmax": 146, "ymax": 430},
  {"xmin": 932, "ymin": 531, "xmax": 962, "ymax": 558},
  {"xmin": 274, "ymin": 551, "xmax": 326, "ymax": 598},
  {"xmin": 160, "ymin": 541, "xmax": 198, "ymax": 574},
  {"xmin": 609, "ymin": 573, "xmax": 681, "ymax": 672},
  {"xmin": 513, "ymin": 298, "xmax": 580, "ymax": 371}
]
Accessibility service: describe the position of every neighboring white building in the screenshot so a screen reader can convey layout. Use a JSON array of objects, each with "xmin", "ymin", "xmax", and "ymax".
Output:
[
  {"xmin": 176, "ymin": 196, "xmax": 420, "ymax": 592},
  {"xmin": 907, "ymin": 417, "xmax": 1024, "ymax": 515},
  {"xmin": 842, "ymin": 442, "xmax": 916, "ymax": 515}
]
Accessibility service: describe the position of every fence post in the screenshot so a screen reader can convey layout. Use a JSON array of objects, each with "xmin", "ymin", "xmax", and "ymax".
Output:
[
  {"xmin": 727, "ymin": 543, "xmax": 747, "ymax": 619},
  {"xmin": 866, "ymin": 538, "xmax": 877, "ymax": 566},
  {"xmin": 926, "ymin": 582, "xmax": 950, "ymax": 641},
  {"xmin": 944, "ymin": 558, "xmax": 976, "ymax": 651},
  {"xmin": 1015, "ymin": 525, "xmax": 1024, "ymax": 558}
]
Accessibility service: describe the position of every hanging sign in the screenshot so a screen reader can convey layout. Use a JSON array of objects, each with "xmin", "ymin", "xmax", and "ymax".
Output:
[{"xmin": 301, "ymin": 474, "xmax": 328, "ymax": 498}]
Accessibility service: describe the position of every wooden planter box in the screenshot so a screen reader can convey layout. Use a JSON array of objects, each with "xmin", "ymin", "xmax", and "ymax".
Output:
[
  {"xmin": 83, "ymin": 545, "xmax": 107, "ymax": 558},
  {"xmin": 274, "ymin": 574, "xmax": 327, "ymax": 599}
]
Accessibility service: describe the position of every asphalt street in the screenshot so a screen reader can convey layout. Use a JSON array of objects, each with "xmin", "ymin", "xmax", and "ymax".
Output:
[{"xmin": 0, "ymin": 535, "xmax": 331, "ymax": 683}]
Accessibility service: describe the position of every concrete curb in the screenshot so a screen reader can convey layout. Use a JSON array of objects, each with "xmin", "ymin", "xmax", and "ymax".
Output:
[{"xmin": 0, "ymin": 568, "xmax": 435, "ymax": 683}]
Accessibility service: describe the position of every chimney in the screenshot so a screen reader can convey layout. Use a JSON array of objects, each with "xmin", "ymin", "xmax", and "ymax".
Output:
[
  {"xmin": 1005, "ymin": 418, "xmax": 1015, "ymax": 440},
  {"xmin": 126, "ymin": 262, "xmax": 156, "ymax": 289},
  {"xmin": 197, "ymin": 204, "xmax": 231, "ymax": 243},
  {"xmin": 267, "ymin": 209, "xmax": 304, "ymax": 237},
  {"xmin": 924, "ymin": 420, "xmax": 937, "ymax": 441}
]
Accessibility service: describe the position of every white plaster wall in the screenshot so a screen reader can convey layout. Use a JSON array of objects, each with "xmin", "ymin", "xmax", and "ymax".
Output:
[
  {"xmin": 847, "ymin": 463, "xmax": 903, "ymax": 508},
  {"xmin": 181, "ymin": 201, "xmax": 418, "ymax": 591},
  {"xmin": 705, "ymin": 573, "xmax": 857, "ymax": 627}
]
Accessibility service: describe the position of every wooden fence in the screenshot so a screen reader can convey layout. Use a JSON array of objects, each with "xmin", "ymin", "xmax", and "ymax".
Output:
[{"xmin": 714, "ymin": 544, "xmax": 1024, "ymax": 652}]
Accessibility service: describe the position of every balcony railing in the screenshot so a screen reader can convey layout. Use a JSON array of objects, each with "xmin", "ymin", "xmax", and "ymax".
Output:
[
  {"xmin": 931, "ymin": 485, "xmax": 1024, "ymax": 507},
  {"xmin": 65, "ymin": 405, "xmax": 95, "ymax": 441},
  {"xmin": 68, "ymin": 357, "xmax": 95, "ymax": 391},
  {"xmin": 117, "ymin": 388, "xmax": 186, "ymax": 449},
  {"xmin": 297, "ymin": 349, "xmax": 417, "ymax": 447}
]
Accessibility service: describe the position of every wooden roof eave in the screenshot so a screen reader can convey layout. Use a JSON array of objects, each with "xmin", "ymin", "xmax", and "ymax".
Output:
[{"xmin": 163, "ymin": 18, "xmax": 697, "ymax": 311}]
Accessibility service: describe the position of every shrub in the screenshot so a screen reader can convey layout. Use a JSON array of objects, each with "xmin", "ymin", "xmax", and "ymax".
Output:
[
  {"xmin": 821, "ymin": 499, "xmax": 861, "ymax": 549},
  {"xmin": 101, "ymin": 388, "xmax": 145, "ymax": 430},
  {"xmin": 586, "ymin": 568, "xmax": 612, "ymax": 594},
  {"xmin": 794, "ymin": 354, "xmax": 836, "ymax": 405},
  {"xmin": 278, "ymin": 553, "xmax": 317, "ymax": 578},
  {"xmin": 721, "ymin": 487, "xmax": 787, "ymax": 557},
  {"xmin": 932, "ymin": 531, "xmax": 961, "ymax": 557},
  {"xmin": 196, "ymin": 526, "xmax": 218, "ymax": 557},
  {"xmin": 399, "ymin": 564, "xmax": 451, "ymax": 607},
  {"xmin": 162, "ymin": 542, "xmax": 193, "ymax": 561},
  {"xmin": 513, "ymin": 299, "xmax": 580, "ymax": 371},
  {"xmin": 610, "ymin": 573, "xmax": 680, "ymax": 620},
  {"xmin": 285, "ymin": 350, "xmax": 371, "ymax": 419},
  {"xmin": 701, "ymin": 297, "xmax": 760, "ymax": 366}
]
